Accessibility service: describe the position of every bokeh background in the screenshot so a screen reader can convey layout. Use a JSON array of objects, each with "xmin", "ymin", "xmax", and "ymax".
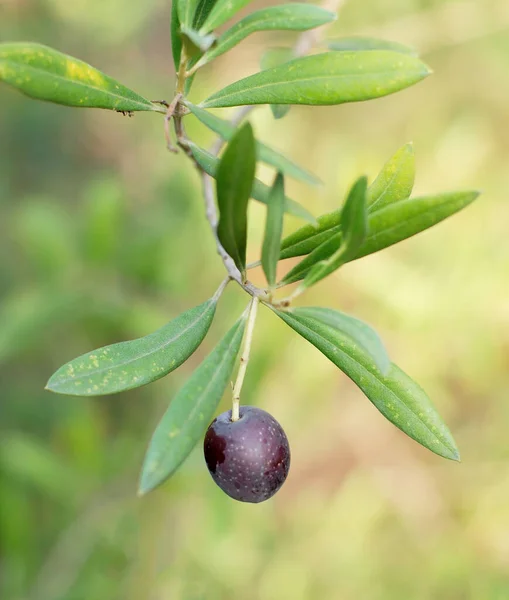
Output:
[{"xmin": 1, "ymin": 1, "xmax": 509, "ymax": 598}]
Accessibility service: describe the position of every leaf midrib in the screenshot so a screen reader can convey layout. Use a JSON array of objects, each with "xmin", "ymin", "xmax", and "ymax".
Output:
[
  {"xmin": 363, "ymin": 198, "xmax": 462, "ymax": 246},
  {"xmin": 205, "ymin": 67, "xmax": 424, "ymax": 104},
  {"xmin": 282, "ymin": 312, "xmax": 455, "ymax": 453},
  {"xmin": 369, "ymin": 159, "xmax": 409, "ymax": 211},
  {"xmin": 52, "ymin": 301, "xmax": 215, "ymax": 386},
  {"xmin": 1, "ymin": 58, "xmax": 153, "ymax": 109}
]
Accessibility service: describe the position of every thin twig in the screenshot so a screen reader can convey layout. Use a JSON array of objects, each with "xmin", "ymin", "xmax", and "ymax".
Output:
[
  {"xmin": 164, "ymin": 92, "xmax": 183, "ymax": 152},
  {"xmin": 231, "ymin": 296, "xmax": 259, "ymax": 421}
]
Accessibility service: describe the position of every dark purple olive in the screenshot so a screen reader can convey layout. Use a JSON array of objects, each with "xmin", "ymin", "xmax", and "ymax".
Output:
[{"xmin": 203, "ymin": 406, "xmax": 290, "ymax": 503}]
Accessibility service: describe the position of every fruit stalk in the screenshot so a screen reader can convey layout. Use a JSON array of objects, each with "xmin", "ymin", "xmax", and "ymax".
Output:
[{"xmin": 231, "ymin": 296, "xmax": 259, "ymax": 421}]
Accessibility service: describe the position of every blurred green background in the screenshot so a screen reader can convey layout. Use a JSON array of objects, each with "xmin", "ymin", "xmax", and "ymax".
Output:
[{"xmin": 1, "ymin": 1, "xmax": 509, "ymax": 598}]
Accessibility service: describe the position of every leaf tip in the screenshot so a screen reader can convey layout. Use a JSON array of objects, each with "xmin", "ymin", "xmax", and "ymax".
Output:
[{"xmin": 137, "ymin": 471, "xmax": 154, "ymax": 497}]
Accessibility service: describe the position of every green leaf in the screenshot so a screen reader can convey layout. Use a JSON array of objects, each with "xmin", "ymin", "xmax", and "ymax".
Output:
[
  {"xmin": 139, "ymin": 315, "xmax": 247, "ymax": 494},
  {"xmin": 291, "ymin": 307, "xmax": 390, "ymax": 375},
  {"xmin": 196, "ymin": 4, "xmax": 336, "ymax": 67},
  {"xmin": 202, "ymin": 51, "xmax": 431, "ymax": 108},
  {"xmin": 178, "ymin": 0, "xmax": 201, "ymax": 27},
  {"xmin": 216, "ymin": 122, "xmax": 256, "ymax": 275},
  {"xmin": 0, "ymin": 43, "xmax": 160, "ymax": 112},
  {"xmin": 274, "ymin": 309, "xmax": 459, "ymax": 461},
  {"xmin": 282, "ymin": 230, "xmax": 341, "ymax": 285},
  {"xmin": 200, "ymin": 0, "xmax": 253, "ymax": 33},
  {"xmin": 368, "ymin": 143, "xmax": 415, "ymax": 211},
  {"xmin": 262, "ymin": 173, "xmax": 285, "ymax": 287},
  {"xmin": 283, "ymin": 190, "xmax": 481, "ymax": 285},
  {"xmin": 301, "ymin": 176, "xmax": 368, "ymax": 288},
  {"xmin": 193, "ymin": 0, "xmax": 220, "ymax": 29},
  {"xmin": 279, "ymin": 210, "xmax": 341, "ymax": 260},
  {"xmin": 46, "ymin": 293, "xmax": 222, "ymax": 396},
  {"xmin": 354, "ymin": 190, "xmax": 480, "ymax": 261},
  {"xmin": 260, "ymin": 48, "xmax": 294, "ymax": 119},
  {"xmin": 188, "ymin": 142, "xmax": 316, "ymax": 223},
  {"xmin": 185, "ymin": 102, "xmax": 320, "ymax": 185},
  {"xmin": 280, "ymin": 144, "xmax": 415, "ymax": 260},
  {"xmin": 171, "ymin": 1, "xmax": 183, "ymax": 71},
  {"xmin": 278, "ymin": 144, "xmax": 415, "ymax": 261},
  {"xmin": 327, "ymin": 37, "xmax": 417, "ymax": 56}
]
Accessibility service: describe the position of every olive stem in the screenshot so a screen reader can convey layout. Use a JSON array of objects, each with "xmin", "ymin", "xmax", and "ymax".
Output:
[{"xmin": 231, "ymin": 296, "xmax": 259, "ymax": 422}]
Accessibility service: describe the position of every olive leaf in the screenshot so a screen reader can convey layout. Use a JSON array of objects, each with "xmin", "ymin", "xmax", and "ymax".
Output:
[
  {"xmin": 368, "ymin": 143, "xmax": 415, "ymax": 211},
  {"xmin": 292, "ymin": 307, "xmax": 390, "ymax": 375},
  {"xmin": 278, "ymin": 143, "xmax": 415, "ymax": 260},
  {"xmin": 188, "ymin": 142, "xmax": 316, "ymax": 223},
  {"xmin": 178, "ymin": 0, "xmax": 201, "ymax": 28},
  {"xmin": 46, "ymin": 290, "xmax": 224, "ymax": 396},
  {"xmin": 202, "ymin": 51, "xmax": 431, "ymax": 108},
  {"xmin": 279, "ymin": 210, "xmax": 341, "ymax": 260},
  {"xmin": 171, "ymin": 1, "xmax": 183, "ymax": 70},
  {"xmin": 216, "ymin": 122, "xmax": 256, "ymax": 276},
  {"xmin": 185, "ymin": 102, "xmax": 320, "ymax": 185},
  {"xmin": 282, "ymin": 190, "xmax": 480, "ymax": 285},
  {"xmin": 300, "ymin": 176, "xmax": 368, "ymax": 289},
  {"xmin": 193, "ymin": 0, "xmax": 220, "ymax": 30},
  {"xmin": 200, "ymin": 0, "xmax": 253, "ymax": 34},
  {"xmin": 261, "ymin": 173, "xmax": 285, "ymax": 287},
  {"xmin": 355, "ymin": 190, "xmax": 480, "ymax": 261},
  {"xmin": 260, "ymin": 48, "xmax": 294, "ymax": 119},
  {"xmin": 275, "ymin": 309, "xmax": 460, "ymax": 461},
  {"xmin": 0, "ymin": 43, "xmax": 160, "ymax": 112},
  {"xmin": 195, "ymin": 4, "xmax": 335, "ymax": 67},
  {"xmin": 327, "ymin": 37, "xmax": 417, "ymax": 56},
  {"xmin": 138, "ymin": 315, "xmax": 247, "ymax": 495}
]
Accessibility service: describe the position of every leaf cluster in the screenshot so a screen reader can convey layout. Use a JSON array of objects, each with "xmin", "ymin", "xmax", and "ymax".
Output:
[{"xmin": 0, "ymin": 0, "xmax": 481, "ymax": 494}]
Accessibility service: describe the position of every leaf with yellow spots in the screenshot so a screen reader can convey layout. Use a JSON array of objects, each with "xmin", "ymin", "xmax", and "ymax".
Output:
[
  {"xmin": 139, "ymin": 315, "xmax": 247, "ymax": 495},
  {"xmin": 273, "ymin": 308, "xmax": 460, "ymax": 461},
  {"xmin": 367, "ymin": 143, "xmax": 415, "ymax": 211},
  {"xmin": 201, "ymin": 50, "xmax": 431, "ymax": 109},
  {"xmin": 46, "ymin": 288, "xmax": 225, "ymax": 396},
  {"xmin": 0, "ymin": 43, "xmax": 161, "ymax": 113}
]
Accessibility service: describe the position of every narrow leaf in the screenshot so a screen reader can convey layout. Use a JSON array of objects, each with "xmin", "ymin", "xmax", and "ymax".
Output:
[
  {"xmin": 275, "ymin": 309, "xmax": 459, "ymax": 461},
  {"xmin": 261, "ymin": 48, "xmax": 294, "ymax": 119},
  {"xmin": 0, "ymin": 43, "xmax": 159, "ymax": 112},
  {"xmin": 139, "ymin": 316, "xmax": 247, "ymax": 494},
  {"xmin": 292, "ymin": 307, "xmax": 390, "ymax": 375},
  {"xmin": 46, "ymin": 294, "xmax": 221, "ymax": 396},
  {"xmin": 279, "ymin": 210, "xmax": 341, "ymax": 260},
  {"xmin": 283, "ymin": 190, "xmax": 480, "ymax": 284},
  {"xmin": 262, "ymin": 173, "xmax": 285, "ymax": 287},
  {"xmin": 301, "ymin": 176, "xmax": 368, "ymax": 288},
  {"xmin": 178, "ymin": 0, "xmax": 201, "ymax": 28},
  {"xmin": 327, "ymin": 37, "xmax": 417, "ymax": 56},
  {"xmin": 354, "ymin": 191, "xmax": 480, "ymax": 261},
  {"xmin": 188, "ymin": 142, "xmax": 316, "ymax": 223},
  {"xmin": 197, "ymin": 4, "xmax": 335, "ymax": 66},
  {"xmin": 368, "ymin": 143, "xmax": 415, "ymax": 211},
  {"xmin": 279, "ymin": 144, "xmax": 414, "ymax": 259},
  {"xmin": 282, "ymin": 230, "xmax": 341, "ymax": 285},
  {"xmin": 193, "ymin": 0, "xmax": 219, "ymax": 29},
  {"xmin": 171, "ymin": 1, "xmax": 183, "ymax": 71},
  {"xmin": 216, "ymin": 122, "xmax": 256, "ymax": 275},
  {"xmin": 185, "ymin": 102, "xmax": 320, "ymax": 185},
  {"xmin": 200, "ymin": 0, "xmax": 253, "ymax": 33},
  {"xmin": 202, "ymin": 51, "xmax": 431, "ymax": 108}
]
